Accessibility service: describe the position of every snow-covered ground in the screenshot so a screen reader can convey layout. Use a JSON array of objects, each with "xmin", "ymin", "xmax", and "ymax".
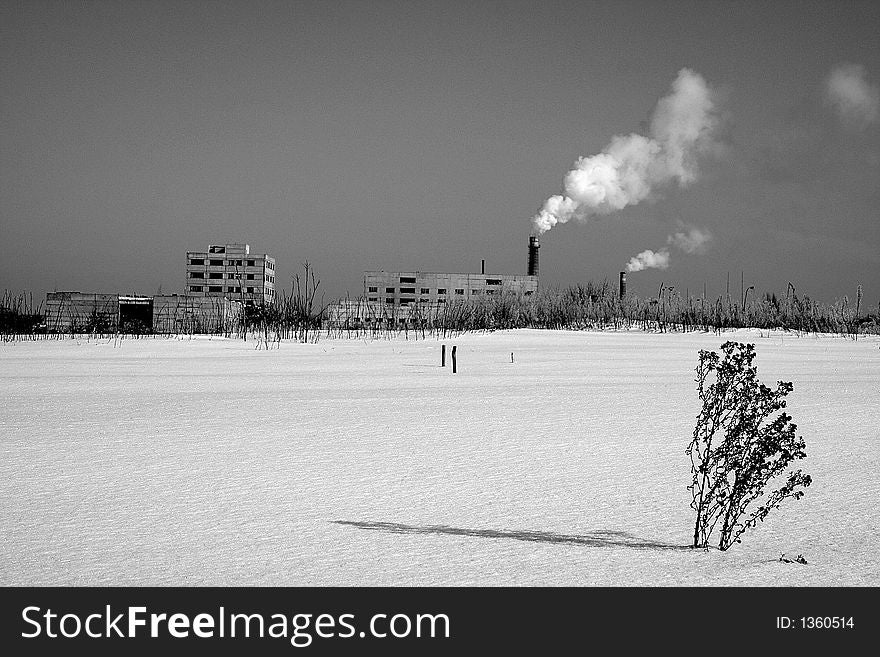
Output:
[{"xmin": 1, "ymin": 329, "xmax": 877, "ymax": 586}]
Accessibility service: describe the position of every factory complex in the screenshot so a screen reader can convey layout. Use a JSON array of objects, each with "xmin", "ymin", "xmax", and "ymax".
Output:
[{"xmin": 43, "ymin": 238, "xmax": 543, "ymax": 333}]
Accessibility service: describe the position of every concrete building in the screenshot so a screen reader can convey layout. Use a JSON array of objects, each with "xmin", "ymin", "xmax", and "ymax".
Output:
[
  {"xmin": 363, "ymin": 236, "xmax": 541, "ymax": 309},
  {"xmin": 152, "ymin": 295, "xmax": 243, "ymax": 334},
  {"xmin": 185, "ymin": 243, "xmax": 276, "ymax": 304},
  {"xmin": 45, "ymin": 292, "xmax": 242, "ymax": 334},
  {"xmin": 363, "ymin": 271, "xmax": 538, "ymax": 308},
  {"xmin": 45, "ymin": 292, "xmax": 122, "ymax": 333}
]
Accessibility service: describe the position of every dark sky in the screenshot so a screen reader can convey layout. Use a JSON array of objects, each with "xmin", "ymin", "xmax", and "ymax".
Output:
[{"xmin": 2, "ymin": 0, "xmax": 878, "ymax": 304}]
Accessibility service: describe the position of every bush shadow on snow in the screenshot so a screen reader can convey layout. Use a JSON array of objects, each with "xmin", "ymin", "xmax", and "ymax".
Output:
[{"xmin": 332, "ymin": 520, "xmax": 688, "ymax": 551}]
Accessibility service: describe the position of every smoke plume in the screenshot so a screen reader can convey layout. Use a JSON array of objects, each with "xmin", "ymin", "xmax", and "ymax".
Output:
[
  {"xmin": 532, "ymin": 68, "xmax": 719, "ymax": 234},
  {"xmin": 825, "ymin": 63, "xmax": 879, "ymax": 129},
  {"xmin": 626, "ymin": 224, "xmax": 712, "ymax": 272},
  {"xmin": 668, "ymin": 225, "xmax": 711, "ymax": 254},
  {"xmin": 626, "ymin": 249, "xmax": 670, "ymax": 272}
]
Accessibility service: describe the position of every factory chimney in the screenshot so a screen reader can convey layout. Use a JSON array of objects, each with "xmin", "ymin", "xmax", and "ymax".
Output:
[
  {"xmin": 619, "ymin": 272, "xmax": 627, "ymax": 299},
  {"xmin": 481, "ymin": 259, "xmax": 485, "ymax": 275},
  {"xmin": 528, "ymin": 236, "xmax": 540, "ymax": 277}
]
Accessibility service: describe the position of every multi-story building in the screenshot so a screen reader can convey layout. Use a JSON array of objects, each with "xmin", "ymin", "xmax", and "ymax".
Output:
[{"xmin": 185, "ymin": 243, "xmax": 276, "ymax": 304}]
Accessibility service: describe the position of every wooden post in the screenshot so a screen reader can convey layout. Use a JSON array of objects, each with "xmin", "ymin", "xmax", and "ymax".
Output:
[
  {"xmin": 441, "ymin": 344, "xmax": 446, "ymax": 367},
  {"xmin": 452, "ymin": 345, "xmax": 457, "ymax": 373},
  {"xmin": 510, "ymin": 352, "xmax": 514, "ymax": 363}
]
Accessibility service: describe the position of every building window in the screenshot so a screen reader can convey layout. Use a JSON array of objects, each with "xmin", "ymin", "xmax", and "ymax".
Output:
[
  {"xmin": 209, "ymin": 259, "xmax": 223, "ymax": 266},
  {"xmin": 189, "ymin": 258, "xmax": 204, "ymax": 266},
  {"xmin": 368, "ymin": 286, "xmax": 377, "ymax": 292},
  {"xmin": 227, "ymin": 286, "xmax": 238, "ymax": 293},
  {"xmin": 247, "ymin": 287, "xmax": 254, "ymax": 293},
  {"xmin": 209, "ymin": 286, "xmax": 222, "ymax": 292},
  {"xmin": 400, "ymin": 298, "xmax": 414, "ymax": 305},
  {"xmin": 209, "ymin": 246, "xmax": 225, "ymax": 254},
  {"xmin": 420, "ymin": 288, "xmax": 430, "ymax": 294},
  {"xmin": 227, "ymin": 273, "xmax": 238, "ymax": 279},
  {"xmin": 385, "ymin": 287, "xmax": 395, "ymax": 293},
  {"xmin": 209, "ymin": 272, "xmax": 222, "ymax": 279},
  {"xmin": 455, "ymin": 289, "xmax": 464, "ymax": 295},
  {"xmin": 246, "ymin": 274, "xmax": 254, "ymax": 280},
  {"xmin": 486, "ymin": 279, "xmax": 502, "ymax": 286},
  {"xmin": 399, "ymin": 276, "xmax": 416, "ymax": 284},
  {"xmin": 486, "ymin": 289, "xmax": 496, "ymax": 295},
  {"xmin": 190, "ymin": 285, "xmax": 202, "ymax": 292},
  {"xmin": 385, "ymin": 298, "xmax": 394, "ymax": 304},
  {"xmin": 399, "ymin": 287, "xmax": 415, "ymax": 294},
  {"xmin": 438, "ymin": 288, "xmax": 447, "ymax": 295},
  {"xmin": 368, "ymin": 297, "xmax": 377, "ymax": 302},
  {"xmin": 437, "ymin": 298, "xmax": 446, "ymax": 304},
  {"xmin": 472, "ymin": 289, "xmax": 482, "ymax": 295},
  {"xmin": 190, "ymin": 272, "xmax": 204, "ymax": 278},
  {"xmin": 247, "ymin": 260, "xmax": 255, "ymax": 267}
]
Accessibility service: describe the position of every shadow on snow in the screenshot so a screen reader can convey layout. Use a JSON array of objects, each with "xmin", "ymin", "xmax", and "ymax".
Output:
[{"xmin": 332, "ymin": 520, "xmax": 689, "ymax": 551}]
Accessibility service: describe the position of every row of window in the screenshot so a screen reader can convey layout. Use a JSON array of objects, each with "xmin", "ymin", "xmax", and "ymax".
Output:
[
  {"xmin": 190, "ymin": 258, "xmax": 263, "ymax": 267},
  {"xmin": 365, "ymin": 290, "xmax": 532, "ymax": 303},
  {"xmin": 366, "ymin": 297, "xmax": 448, "ymax": 305},
  {"xmin": 370, "ymin": 286, "xmax": 453, "ymax": 294},
  {"xmin": 388, "ymin": 277, "xmax": 503, "ymax": 286},
  {"xmin": 190, "ymin": 286, "xmax": 271, "ymax": 294},
  {"xmin": 190, "ymin": 272, "xmax": 261, "ymax": 280},
  {"xmin": 189, "ymin": 258, "xmax": 275, "ymax": 270},
  {"xmin": 188, "ymin": 272, "xmax": 274, "ymax": 284},
  {"xmin": 371, "ymin": 287, "xmax": 493, "ymax": 295}
]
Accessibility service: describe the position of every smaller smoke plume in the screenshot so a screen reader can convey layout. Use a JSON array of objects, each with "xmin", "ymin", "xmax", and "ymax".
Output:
[
  {"xmin": 626, "ymin": 248, "xmax": 670, "ymax": 272},
  {"xmin": 825, "ymin": 63, "xmax": 879, "ymax": 128},
  {"xmin": 626, "ymin": 224, "xmax": 712, "ymax": 272},
  {"xmin": 668, "ymin": 226, "xmax": 711, "ymax": 254}
]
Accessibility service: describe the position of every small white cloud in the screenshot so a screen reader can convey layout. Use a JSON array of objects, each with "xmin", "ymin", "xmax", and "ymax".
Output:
[
  {"xmin": 668, "ymin": 226, "xmax": 712, "ymax": 254},
  {"xmin": 825, "ymin": 63, "xmax": 879, "ymax": 128}
]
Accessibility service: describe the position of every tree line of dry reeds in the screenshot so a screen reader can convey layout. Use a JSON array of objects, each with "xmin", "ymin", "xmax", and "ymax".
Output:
[{"xmin": 3, "ymin": 275, "xmax": 878, "ymax": 342}]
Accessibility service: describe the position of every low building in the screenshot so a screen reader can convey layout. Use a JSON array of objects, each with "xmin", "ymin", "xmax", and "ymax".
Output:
[
  {"xmin": 363, "ymin": 236, "xmax": 541, "ymax": 310},
  {"xmin": 45, "ymin": 292, "xmax": 129, "ymax": 333},
  {"xmin": 152, "ymin": 295, "xmax": 242, "ymax": 334},
  {"xmin": 45, "ymin": 292, "xmax": 242, "ymax": 334},
  {"xmin": 363, "ymin": 271, "xmax": 538, "ymax": 308}
]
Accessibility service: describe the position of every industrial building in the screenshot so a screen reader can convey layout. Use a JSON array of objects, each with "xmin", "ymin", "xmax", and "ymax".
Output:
[
  {"xmin": 185, "ymin": 243, "xmax": 276, "ymax": 304},
  {"xmin": 363, "ymin": 236, "xmax": 540, "ymax": 308},
  {"xmin": 44, "ymin": 292, "xmax": 242, "ymax": 334}
]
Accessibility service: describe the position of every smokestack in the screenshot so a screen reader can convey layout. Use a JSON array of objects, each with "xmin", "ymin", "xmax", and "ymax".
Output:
[
  {"xmin": 619, "ymin": 271, "xmax": 627, "ymax": 299},
  {"xmin": 481, "ymin": 259, "xmax": 485, "ymax": 275},
  {"xmin": 528, "ymin": 236, "xmax": 540, "ymax": 277}
]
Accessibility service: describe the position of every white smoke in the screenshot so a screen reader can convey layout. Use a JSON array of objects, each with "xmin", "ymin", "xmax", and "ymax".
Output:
[
  {"xmin": 626, "ymin": 224, "xmax": 712, "ymax": 272},
  {"xmin": 532, "ymin": 68, "xmax": 719, "ymax": 234},
  {"xmin": 626, "ymin": 249, "xmax": 670, "ymax": 272},
  {"xmin": 825, "ymin": 63, "xmax": 879, "ymax": 128},
  {"xmin": 667, "ymin": 225, "xmax": 711, "ymax": 254}
]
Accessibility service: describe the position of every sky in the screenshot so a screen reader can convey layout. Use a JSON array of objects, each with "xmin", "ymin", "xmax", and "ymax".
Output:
[{"xmin": 1, "ymin": 0, "xmax": 878, "ymax": 305}]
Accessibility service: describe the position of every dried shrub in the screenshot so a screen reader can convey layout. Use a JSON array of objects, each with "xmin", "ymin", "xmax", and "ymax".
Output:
[{"xmin": 686, "ymin": 342, "xmax": 812, "ymax": 550}]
